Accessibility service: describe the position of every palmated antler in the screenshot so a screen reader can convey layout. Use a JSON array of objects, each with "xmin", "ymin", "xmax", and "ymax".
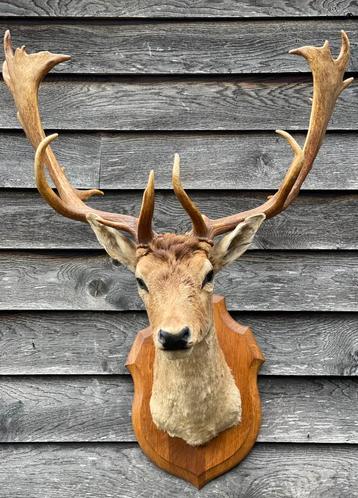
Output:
[
  {"xmin": 173, "ymin": 31, "xmax": 353, "ymax": 239},
  {"xmin": 3, "ymin": 30, "xmax": 155, "ymax": 245}
]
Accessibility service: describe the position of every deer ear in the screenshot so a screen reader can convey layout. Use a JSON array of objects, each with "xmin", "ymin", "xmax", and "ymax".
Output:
[
  {"xmin": 87, "ymin": 214, "xmax": 137, "ymax": 272},
  {"xmin": 211, "ymin": 214, "xmax": 266, "ymax": 270}
]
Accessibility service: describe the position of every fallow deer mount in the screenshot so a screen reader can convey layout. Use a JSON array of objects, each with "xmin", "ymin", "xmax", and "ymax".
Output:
[{"xmin": 3, "ymin": 30, "xmax": 352, "ymax": 487}]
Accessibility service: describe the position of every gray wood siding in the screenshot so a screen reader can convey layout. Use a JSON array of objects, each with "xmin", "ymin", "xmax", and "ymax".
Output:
[
  {"xmin": 1, "ymin": 132, "xmax": 358, "ymax": 190},
  {"xmin": 2, "ymin": 20, "xmax": 358, "ymax": 74},
  {"xmin": 1, "ymin": 251, "xmax": 358, "ymax": 311},
  {"xmin": 0, "ymin": 376, "xmax": 356, "ymax": 443},
  {"xmin": 0, "ymin": 0, "xmax": 357, "ymax": 17},
  {"xmin": 1, "ymin": 78, "xmax": 357, "ymax": 130},
  {"xmin": 1, "ymin": 192, "xmax": 358, "ymax": 249},
  {"xmin": 0, "ymin": 4, "xmax": 357, "ymax": 496},
  {"xmin": 1, "ymin": 311, "xmax": 357, "ymax": 375},
  {"xmin": 0, "ymin": 443, "xmax": 356, "ymax": 498}
]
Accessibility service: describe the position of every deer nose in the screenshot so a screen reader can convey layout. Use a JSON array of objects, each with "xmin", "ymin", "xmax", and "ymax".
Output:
[{"xmin": 158, "ymin": 327, "xmax": 191, "ymax": 350}]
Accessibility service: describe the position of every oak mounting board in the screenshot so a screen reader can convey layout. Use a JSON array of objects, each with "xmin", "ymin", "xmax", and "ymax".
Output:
[{"xmin": 126, "ymin": 295, "xmax": 265, "ymax": 488}]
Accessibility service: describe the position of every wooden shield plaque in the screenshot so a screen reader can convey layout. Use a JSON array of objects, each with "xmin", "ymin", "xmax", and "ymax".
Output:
[{"xmin": 126, "ymin": 295, "xmax": 265, "ymax": 488}]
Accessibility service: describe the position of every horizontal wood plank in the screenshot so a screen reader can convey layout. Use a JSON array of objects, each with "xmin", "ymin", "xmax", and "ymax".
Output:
[
  {"xmin": 0, "ymin": 131, "xmax": 101, "ymax": 188},
  {"xmin": 0, "ymin": 376, "xmax": 356, "ymax": 442},
  {"xmin": 0, "ymin": 7, "xmax": 356, "ymax": 495},
  {"xmin": 0, "ymin": 0, "xmax": 356, "ymax": 17},
  {"xmin": 0, "ymin": 443, "xmax": 357, "ymax": 497},
  {"xmin": 1, "ymin": 251, "xmax": 357, "ymax": 311},
  {"xmin": 100, "ymin": 132, "xmax": 358, "ymax": 190},
  {"xmin": 1, "ymin": 77, "xmax": 356, "ymax": 131},
  {"xmin": 1, "ymin": 191, "xmax": 358, "ymax": 250},
  {"xmin": 3, "ymin": 21, "xmax": 358, "ymax": 74},
  {"xmin": 2, "ymin": 131, "xmax": 358, "ymax": 190},
  {"xmin": 0, "ymin": 311, "xmax": 357, "ymax": 376}
]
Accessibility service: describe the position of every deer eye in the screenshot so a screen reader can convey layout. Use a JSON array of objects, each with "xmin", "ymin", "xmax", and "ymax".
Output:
[
  {"xmin": 136, "ymin": 277, "xmax": 149, "ymax": 292},
  {"xmin": 202, "ymin": 269, "xmax": 214, "ymax": 288}
]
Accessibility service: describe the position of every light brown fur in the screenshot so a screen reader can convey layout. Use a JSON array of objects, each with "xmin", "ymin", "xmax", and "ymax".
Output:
[
  {"xmin": 150, "ymin": 324, "xmax": 241, "ymax": 446},
  {"xmin": 136, "ymin": 234, "xmax": 241, "ymax": 446},
  {"xmin": 87, "ymin": 215, "xmax": 265, "ymax": 446}
]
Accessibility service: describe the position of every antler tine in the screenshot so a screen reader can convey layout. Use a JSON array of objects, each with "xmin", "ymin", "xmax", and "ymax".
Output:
[
  {"xmin": 34, "ymin": 134, "xmax": 144, "ymax": 238},
  {"xmin": 3, "ymin": 30, "xmax": 155, "ymax": 244},
  {"xmin": 137, "ymin": 170, "xmax": 156, "ymax": 245},
  {"xmin": 35, "ymin": 133, "xmax": 77, "ymax": 219},
  {"xmin": 194, "ymin": 31, "xmax": 352, "ymax": 239},
  {"xmin": 172, "ymin": 134, "xmax": 303, "ymax": 239},
  {"xmin": 172, "ymin": 153, "xmax": 209, "ymax": 239}
]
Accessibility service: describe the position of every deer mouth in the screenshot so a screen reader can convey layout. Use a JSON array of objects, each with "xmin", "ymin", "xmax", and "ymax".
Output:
[
  {"xmin": 159, "ymin": 344, "xmax": 194, "ymax": 360},
  {"xmin": 160, "ymin": 342, "xmax": 193, "ymax": 352},
  {"xmin": 159, "ymin": 342, "xmax": 193, "ymax": 352}
]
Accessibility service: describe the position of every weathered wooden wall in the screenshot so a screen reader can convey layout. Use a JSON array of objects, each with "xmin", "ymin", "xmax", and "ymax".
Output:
[{"xmin": 0, "ymin": 2, "xmax": 357, "ymax": 497}]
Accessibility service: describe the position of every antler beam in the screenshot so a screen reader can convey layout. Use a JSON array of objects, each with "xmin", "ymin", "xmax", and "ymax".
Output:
[
  {"xmin": 173, "ymin": 31, "xmax": 353, "ymax": 239},
  {"xmin": 3, "ymin": 30, "xmax": 155, "ymax": 245},
  {"xmin": 3, "ymin": 30, "xmax": 352, "ymax": 244}
]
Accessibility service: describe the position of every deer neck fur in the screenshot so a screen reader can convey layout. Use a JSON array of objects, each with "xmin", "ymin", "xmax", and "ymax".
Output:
[{"xmin": 150, "ymin": 323, "xmax": 241, "ymax": 446}]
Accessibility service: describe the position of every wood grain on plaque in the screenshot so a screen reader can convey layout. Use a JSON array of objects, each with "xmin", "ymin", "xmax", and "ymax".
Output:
[{"xmin": 127, "ymin": 296, "xmax": 264, "ymax": 487}]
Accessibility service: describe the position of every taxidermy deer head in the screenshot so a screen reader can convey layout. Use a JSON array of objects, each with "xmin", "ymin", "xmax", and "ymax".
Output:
[{"xmin": 3, "ymin": 31, "xmax": 352, "ymax": 446}]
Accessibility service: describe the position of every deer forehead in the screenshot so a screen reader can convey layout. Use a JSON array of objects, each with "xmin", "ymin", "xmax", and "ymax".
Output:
[{"xmin": 136, "ymin": 247, "xmax": 212, "ymax": 284}]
